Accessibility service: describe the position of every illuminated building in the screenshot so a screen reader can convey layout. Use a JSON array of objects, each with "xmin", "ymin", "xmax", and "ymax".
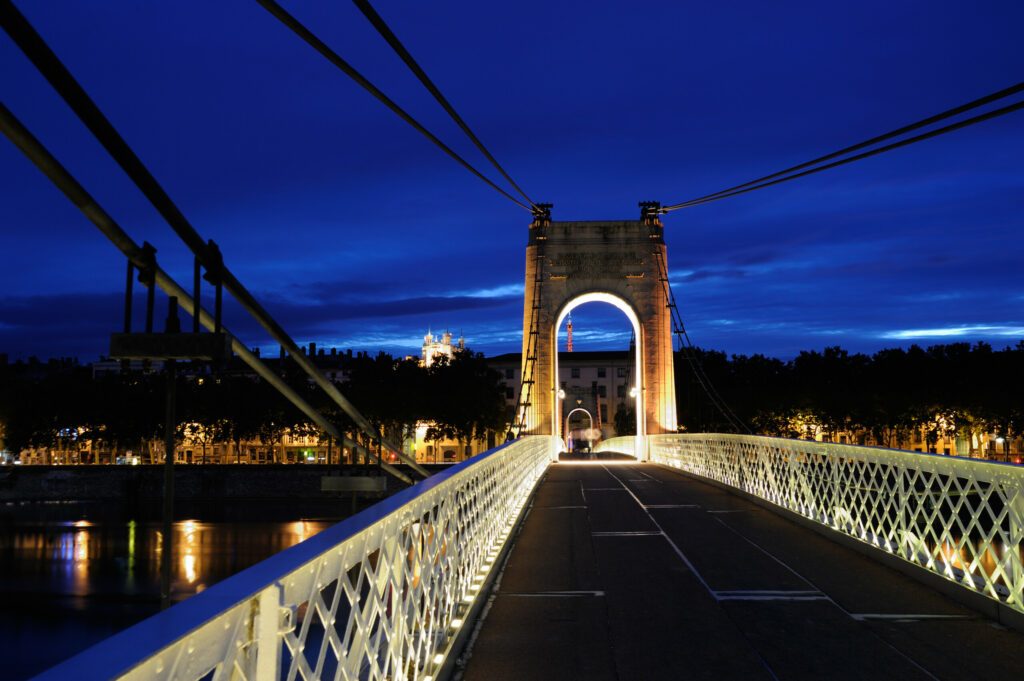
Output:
[
  {"xmin": 421, "ymin": 329, "xmax": 465, "ymax": 367},
  {"xmin": 487, "ymin": 351, "xmax": 636, "ymax": 442}
]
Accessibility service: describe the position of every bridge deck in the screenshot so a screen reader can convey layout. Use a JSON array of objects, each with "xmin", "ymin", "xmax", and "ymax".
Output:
[{"xmin": 461, "ymin": 462, "xmax": 1024, "ymax": 681}]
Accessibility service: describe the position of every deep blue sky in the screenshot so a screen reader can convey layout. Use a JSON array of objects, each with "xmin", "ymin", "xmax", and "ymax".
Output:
[{"xmin": 2, "ymin": 1, "xmax": 1022, "ymax": 361}]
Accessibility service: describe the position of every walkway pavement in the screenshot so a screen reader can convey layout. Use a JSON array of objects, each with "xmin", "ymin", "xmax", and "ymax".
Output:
[{"xmin": 460, "ymin": 462, "xmax": 1024, "ymax": 681}]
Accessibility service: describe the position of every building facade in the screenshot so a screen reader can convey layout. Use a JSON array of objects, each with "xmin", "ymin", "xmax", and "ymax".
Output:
[
  {"xmin": 488, "ymin": 350, "xmax": 639, "ymax": 445},
  {"xmin": 421, "ymin": 330, "xmax": 465, "ymax": 367}
]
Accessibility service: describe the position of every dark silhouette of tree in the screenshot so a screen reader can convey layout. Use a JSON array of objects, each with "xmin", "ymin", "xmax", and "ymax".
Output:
[
  {"xmin": 674, "ymin": 341, "xmax": 1024, "ymax": 457},
  {"xmin": 2, "ymin": 340, "xmax": 1020, "ymax": 462},
  {"xmin": 424, "ymin": 349, "xmax": 507, "ymax": 458}
]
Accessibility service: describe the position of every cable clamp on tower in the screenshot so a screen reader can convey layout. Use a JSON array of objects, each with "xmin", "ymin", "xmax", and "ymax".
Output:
[{"xmin": 531, "ymin": 203, "xmax": 553, "ymax": 228}]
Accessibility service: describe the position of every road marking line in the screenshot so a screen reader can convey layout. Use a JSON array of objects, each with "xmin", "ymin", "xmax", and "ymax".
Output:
[
  {"xmin": 850, "ymin": 613, "xmax": 974, "ymax": 621},
  {"xmin": 502, "ymin": 590, "xmax": 605, "ymax": 598},
  {"xmin": 601, "ymin": 465, "xmax": 716, "ymax": 595},
  {"xmin": 715, "ymin": 590, "xmax": 823, "ymax": 596},
  {"xmin": 714, "ymin": 589, "xmax": 827, "ymax": 602},
  {"xmin": 645, "ymin": 504, "xmax": 701, "ymax": 509},
  {"xmin": 717, "ymin": 594, "xmax": 831, "ymax": 602}
]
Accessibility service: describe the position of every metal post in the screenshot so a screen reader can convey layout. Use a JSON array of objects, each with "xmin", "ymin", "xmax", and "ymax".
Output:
[
  {"xmin": 255, "ymin": 583, "xmax": 283, "ymax": 681},
  {"xmin": 192, "ymin": 256, "xmax": 201, "ymax": 334},
  {"xmin": 122, "ymin": 260, "xmax": 135, "ymax": 372},
  {"xmin": 145, "ymin": 281, "xmax": 155, "ymax": 333},
  {"xmin": 1009, "ymin": 490, "xmax": 1024, "ymax": 610},
  {"xmin": 204, "ymin": 240, "xmax": 224, "ymax": 334},
  {"xmin": 160, "ymin": 297, "xmax": 180, "ymax": 610},
  {"xmin": 123, "ymin": 260, "xmax": 134, "ymax": 333},
  {"xmin": 141, "ymin": 242, "xmax": 156, "ymax": 333},
  {"xmin": 897, "ymin": 468, "xmax": 908, "ymax": 559},
  {"xmin": 215, "ymin": 282, "xmax": 223, "ymax": 334}
]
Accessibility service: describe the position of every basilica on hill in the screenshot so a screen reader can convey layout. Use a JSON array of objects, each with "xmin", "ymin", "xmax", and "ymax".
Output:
[{"xmin": 420, "ymin": 329, "xmax": 464, "ymax": 367}]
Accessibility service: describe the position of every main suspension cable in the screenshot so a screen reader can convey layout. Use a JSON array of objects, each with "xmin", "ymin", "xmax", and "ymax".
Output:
[
  {"xmin": 0, "ymin": 0, "xmax": 428, "ymax": 475},
  {"xmin": 352, "ymin": 0, "xmax": 536, "ymax": 209},
  {"xmin": 0, "ymin": 100, "xmax": 415, "ymax": 484},
  {"xmin": 254, "ymin": 0, "xmax": 532, "ymax": 212},
  {"xmin": 662, "ymin": 82, "xmax": 1024, "ymax": 212}
]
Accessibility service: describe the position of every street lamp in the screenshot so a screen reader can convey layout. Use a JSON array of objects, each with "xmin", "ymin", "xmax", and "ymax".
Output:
[{"xmin": 556, "ymin": 389, "xmax": 566, "ymax": 452}]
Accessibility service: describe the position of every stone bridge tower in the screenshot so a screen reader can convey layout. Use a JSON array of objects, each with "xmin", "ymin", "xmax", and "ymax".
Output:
[{"xmin": 518, "ymin": 204, "xmax": 677, "ymax": 444}]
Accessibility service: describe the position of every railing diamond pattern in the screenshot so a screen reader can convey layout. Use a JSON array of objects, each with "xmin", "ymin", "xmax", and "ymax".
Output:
[
  {"xmin": 40, "ymin": 436, "xmax": 553, "ymax": 681},
  {"xmin": 648, "ymin": 434, "xmax": 1024, "ymax": 615}
]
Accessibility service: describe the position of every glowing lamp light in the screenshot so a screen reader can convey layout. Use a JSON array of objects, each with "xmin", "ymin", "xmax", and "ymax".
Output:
[{"xmin": 629, "ymin": 386, "xmax": 639, "ymax": 398}]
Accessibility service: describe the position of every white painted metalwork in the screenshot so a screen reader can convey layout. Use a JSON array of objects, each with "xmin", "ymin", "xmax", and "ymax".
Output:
[
  {"xmin": 37, "ymin": 436, "xmax": 554, "ymax": 681},
  {"xmin": 593, "ymin": 435, "xmax": 639, "ymax": 459},
  {"xmin": 648, "ymin": 434, "xmax": 1024, "ymax": 615}
]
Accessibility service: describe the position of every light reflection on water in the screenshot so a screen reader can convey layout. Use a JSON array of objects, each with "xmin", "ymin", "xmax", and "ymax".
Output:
[
  {"xmin": 5, "ymin": 517, "xmax": 333, "ymax": 601},
  {"xmin": 0, "ymin": 512, "xmax": 339, "ymax": 679}
]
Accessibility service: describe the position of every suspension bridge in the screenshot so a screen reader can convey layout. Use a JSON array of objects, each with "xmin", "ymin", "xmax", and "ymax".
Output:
[{"xmin": 3, "ymin": 1, "xmax": 1024, "ymax": 679}]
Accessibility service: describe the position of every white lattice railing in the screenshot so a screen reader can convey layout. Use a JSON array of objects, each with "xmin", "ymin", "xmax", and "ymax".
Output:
[
  {"xmin": 38, "ymin": 436, "xmax": 555, "ymax": 681},
  {"xmin": 649, "ymin": 434, "xmax": 1024, "ymax": 614},
  {"xmin": 592, "ymin": 435, "xmax": 638, "ymax": 458}
]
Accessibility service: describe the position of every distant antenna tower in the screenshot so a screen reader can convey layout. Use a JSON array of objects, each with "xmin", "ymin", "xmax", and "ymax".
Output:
[{"xmin": 566, "ymin": 314, "xmax": 574, "ymax": 352}]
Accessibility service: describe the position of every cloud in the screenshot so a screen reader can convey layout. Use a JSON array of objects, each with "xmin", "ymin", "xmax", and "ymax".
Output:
[
  {"xmin": 881, "ymin": 325, "xmax": 1024, "ymax": 340},
  {"xmin": 0, "ymin": 287, "xmax": 526, "ymax": 360},
  {"xmin": 278, "ymin": 295, "xmax": 520, "ymax": 328},
  {"xmin": 449, "ymin": 283, "xmax": 525, "ymax": 298},
  {"xmin": 678, "ymin": 268, "xmax": 748, "ymax": 283},
  {"xmin": 0, "ymin": 292, "xmax": 124, "ymax": 359}
]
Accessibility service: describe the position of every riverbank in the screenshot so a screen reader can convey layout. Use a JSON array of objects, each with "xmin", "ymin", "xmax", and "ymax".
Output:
[{"xmin": 0, "ymin": 463, "xmax": 444, "ymax": 503}]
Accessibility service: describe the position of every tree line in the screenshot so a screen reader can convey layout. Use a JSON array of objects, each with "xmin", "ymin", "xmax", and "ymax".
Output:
[
  {"xmin": 0, "ymin": 349, "xmax": 508, "ymax": 461},
  {"xmin": 2, "ymin": 341, "xmax": 1021, "ymax": 462},
  {"xmin": 676, "ymin": 341, "xmax": 1023, "ymax": 455}
]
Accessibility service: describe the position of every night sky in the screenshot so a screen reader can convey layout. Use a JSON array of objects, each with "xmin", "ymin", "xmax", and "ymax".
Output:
[{"xmin": 2, "ymin": 1, "xmax": 1022, "ymax": 361}]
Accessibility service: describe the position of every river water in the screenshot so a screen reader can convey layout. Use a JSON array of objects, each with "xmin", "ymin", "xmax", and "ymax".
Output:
[{"xmin": 0, "ymin": 500, "xmax": 351, "ymax": 679}]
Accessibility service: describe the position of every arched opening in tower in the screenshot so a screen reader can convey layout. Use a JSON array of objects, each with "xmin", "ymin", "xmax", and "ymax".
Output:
[{"xmin": 555, "ymin": 292, "xmax": 642, "ymax": 458}]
